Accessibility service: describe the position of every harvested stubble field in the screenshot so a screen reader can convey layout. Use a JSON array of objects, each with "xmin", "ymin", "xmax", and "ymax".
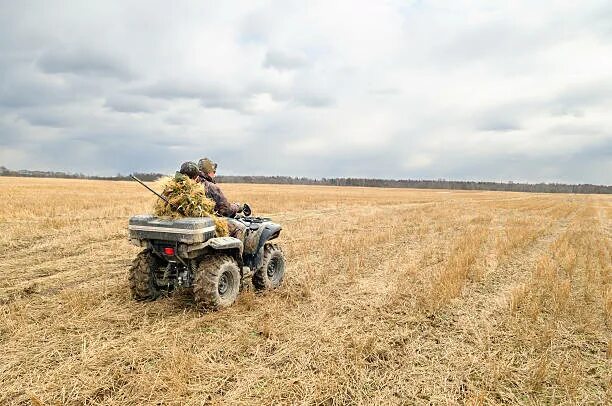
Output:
[{"xmin": 0, "ymin": 177, "xmax": 610, "ymax": 405}]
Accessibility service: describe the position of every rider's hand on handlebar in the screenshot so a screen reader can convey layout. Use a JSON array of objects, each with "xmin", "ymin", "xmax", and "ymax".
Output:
[{"xmin": 242, "ymin": 203, "xmax": 252, "ymax": 216}]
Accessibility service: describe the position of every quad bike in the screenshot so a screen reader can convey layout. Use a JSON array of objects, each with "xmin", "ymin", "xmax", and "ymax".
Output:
[{"xmin": 128, "ymin": 207, "xmax": 285, "ymax": 311}]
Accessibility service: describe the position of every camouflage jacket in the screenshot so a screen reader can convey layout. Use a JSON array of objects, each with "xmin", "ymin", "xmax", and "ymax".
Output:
[{"xmin": 199, "ymin": 174, "xmax": 240, "ymax": 217}]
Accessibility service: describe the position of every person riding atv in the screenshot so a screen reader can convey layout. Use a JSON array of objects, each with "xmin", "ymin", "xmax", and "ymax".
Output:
[
  {"xmin": 179, "ymin": 159, "xmax": 248, "ymax": 242},
  {"xmin": 128, "ymin": 163, "xmax": 285, "ymax": 310}
]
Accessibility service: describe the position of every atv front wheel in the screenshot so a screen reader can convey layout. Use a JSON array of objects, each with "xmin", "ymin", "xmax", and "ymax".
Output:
[
  {"xmin": 129, "ymin": 250, "xmax": 163, "ymax": 301},
  {"xmin": 193, "ymin": 255, "xmax": 241, "ymax": 310},
  {"xmin": 253, "ymin": 244, "xmax": 285, "ymax": 290}
]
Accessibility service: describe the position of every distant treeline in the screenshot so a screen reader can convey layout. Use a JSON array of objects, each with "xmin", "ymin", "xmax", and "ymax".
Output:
[
  {"xmin": 1, "ymin": 166, "xmax": 610, "ymax": 194},
  {"xmin": 0, "ymin": 167, "xmax": 163, "ymax": 182},
  {"xmin": 217, "ymin": 176, "xmax": 611, "ymax": 194}
]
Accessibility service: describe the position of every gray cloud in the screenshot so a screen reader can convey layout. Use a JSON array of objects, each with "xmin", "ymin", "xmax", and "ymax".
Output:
[
  {"xmin": 0, "ymin": 71, "xmax": 70, "ymax": 108},
  {"xmin": 19, "ymin": 110, "xmax": 71, "ymax": 128},
  {"xmin": 137, "ymin": 79, "xmax": 333, "ymax": 112},
  {"xmin": 291, "ymin": 91, "xmax": 334, "ymax": 108},
  {"xmin": 263, "ymin": 50, "xmax": 309, "ymax": 70},
  {"xmin": 0, "ymin": 119, "xmax": 24, "ymax": 146},
  {"xmin": 474, "ymin": 80, "xmax": 612, "ymax": 133},
  {"xmin": 239, "ymin": 7, "xmax": 276, "ymax": 44},
  {"xmin": 478, "ymin": 120, "xmax": 521, "ymax": 133},
  {"xmin": 434, "ymin": 21, "xmax": 555, "ymax": 69},
  {"xmin": 137, "ymin": 81, "xmax": 217, "ymax": 100},
  {"xmin": 368, "ymin": 88, "xmax": 401, "ymax": 96},
  {"xmin": 104, "ymin": 95, "xmax": 159, "ymax": 114},
  {"xmin": 136, "ymin": 81, "xmax": 247, "ymax": 112},
  {"xmin": 0, "ymin": 1, "xmax": 610, "ymax": 184},
  {"xmin": 549, "ymin": 81, "xmax": 612, "ymax": 116},
  {"xmin": 38, "ymin": 49, "xmax": 133, "ymax": 80}
]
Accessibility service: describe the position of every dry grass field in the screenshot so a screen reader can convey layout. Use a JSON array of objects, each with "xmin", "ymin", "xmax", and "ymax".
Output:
[{"xmin": 0, "ymin": 177, "xmax": 610, "ymax": 405}]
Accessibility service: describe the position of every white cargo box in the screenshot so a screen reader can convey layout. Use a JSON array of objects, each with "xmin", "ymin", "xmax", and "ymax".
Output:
[{"xmin": 128, "ymin": 215, "xmax": 216, "ymax": 244}]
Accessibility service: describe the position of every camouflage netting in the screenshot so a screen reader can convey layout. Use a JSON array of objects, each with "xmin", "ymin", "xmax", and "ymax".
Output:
[{"xmin": 153, "ymin": 173, "xmax": 229, "ymax": 237}]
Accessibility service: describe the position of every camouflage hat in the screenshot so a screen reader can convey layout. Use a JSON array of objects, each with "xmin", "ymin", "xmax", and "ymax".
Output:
[
  {"xmin": 179, "ymin": 161, "xmax": 199, "ymax": 178},
  {"xmin": 198, "ymin": 158, "xmax": 218, "ymax": 174}
]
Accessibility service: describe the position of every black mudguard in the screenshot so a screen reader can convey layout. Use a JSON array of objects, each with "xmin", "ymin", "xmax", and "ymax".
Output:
[{"xmin": 245, "ymin": 223, "xmax": 282, "ymax": 269}]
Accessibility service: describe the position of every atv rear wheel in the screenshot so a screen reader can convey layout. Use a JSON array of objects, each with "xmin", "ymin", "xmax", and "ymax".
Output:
[
  {"xmin": 129, "ymin": 249, "xmax": 164, "ymax": 301},
  {"xmin": 193, "ymin": 255, "xmax": 241, "ymax": 310},
  {"xmin": 253, "ymin": 244, "xmax": 285, "ymax": 290}
]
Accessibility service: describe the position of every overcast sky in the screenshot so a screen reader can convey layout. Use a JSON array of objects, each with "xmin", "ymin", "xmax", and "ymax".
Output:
[{"xmin": 1, "ymin": 1, "xmax": 611, "ymax": 184}]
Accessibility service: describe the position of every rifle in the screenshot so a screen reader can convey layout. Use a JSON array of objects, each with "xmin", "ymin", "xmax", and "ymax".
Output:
[{"xmin": 130, "ymin": 174, "xmax": 187, "ymax": 216}]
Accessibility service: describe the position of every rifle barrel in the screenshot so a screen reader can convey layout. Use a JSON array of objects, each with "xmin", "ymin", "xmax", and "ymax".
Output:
[{"xmin": 130, "ymin": 174, "xmax": 185, "ymax": 215}]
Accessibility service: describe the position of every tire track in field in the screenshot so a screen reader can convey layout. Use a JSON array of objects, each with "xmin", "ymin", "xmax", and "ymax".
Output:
[
  {"xmin": 286, "ymin": 198, "xmax": 519, "ymax": 313},
  {"xmin": 594, "ymin": 199, "xmax": 611, "ymax": 239},
  {"xmin": 0, "ymin": 221, "xmax": 127, "ymax": 261},
  {"xmin": 271, "ymin": 200, "xmax": 442, "ymax": 223},
  {"xmin": 0, "ymin": 236, "xmax": 135, "ymax": 299},
  {"xmin": 449, "ymin": 209, "xmax": 575, "ymax": 324},
  {"xmin": 410, "ymin": 204, "xmax": 612, "ymax": 404},
  {"xmin": 356, "ymin": 209, "xmax": 578, "ymax": 403}
]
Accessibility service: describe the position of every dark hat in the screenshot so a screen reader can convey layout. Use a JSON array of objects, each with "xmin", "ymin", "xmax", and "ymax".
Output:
[{"xmin": 179, "ymin": 161, "xmax": 199, "ymax": 179}]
